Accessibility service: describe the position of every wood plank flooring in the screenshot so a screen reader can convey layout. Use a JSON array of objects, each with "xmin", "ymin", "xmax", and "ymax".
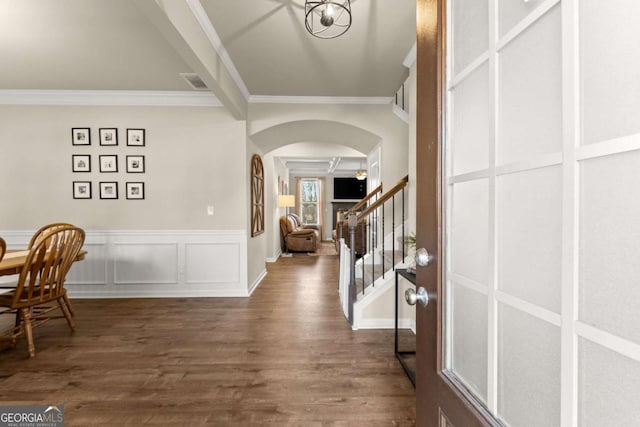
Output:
[{"xmin": 0, "ymin": 253, "xmax": 416, "ymax": 426}]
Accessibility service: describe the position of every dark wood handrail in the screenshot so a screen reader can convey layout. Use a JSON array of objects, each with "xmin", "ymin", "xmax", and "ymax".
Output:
[
  {"xmin": 355, "ymin": 175, "xmax": 408, "ymax": 220},
  {"xmin": 335, "ymin": 184, "xmax": 384, "ymax": 226},
  {"xmin": 347, "ymin": 183, "xmax": 383, "ymax": 213}
]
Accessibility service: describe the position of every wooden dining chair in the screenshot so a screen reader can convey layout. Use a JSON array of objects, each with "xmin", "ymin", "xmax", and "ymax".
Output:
[
  {"xmin": 0, "ymin": 237, "xmax": 10, "ymax": 291},
  {"xmin": 28, "ymin": 222, "xmax": 76, "ymax": 315},
  {"xmin": 0, "ymin": 225, "xmax": 85, "ymax": 357},
  {"xmin": 28, "ymin": 222, "xmax": 74, "ymax": 249},
  {"xmin": 0, "ymin": 237, "xmax": 5, "ymax": 262}
]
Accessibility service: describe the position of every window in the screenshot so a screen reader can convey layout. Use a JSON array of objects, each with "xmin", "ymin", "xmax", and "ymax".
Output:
[{"xmin": 300, "ymin": 179, "xmax": 320, "ymax": 225}]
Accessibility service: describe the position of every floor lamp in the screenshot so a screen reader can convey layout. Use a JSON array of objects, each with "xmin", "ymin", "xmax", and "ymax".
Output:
[{"xmin": 278, "ymin": 195, "xmax": 295, "ymax": 257}]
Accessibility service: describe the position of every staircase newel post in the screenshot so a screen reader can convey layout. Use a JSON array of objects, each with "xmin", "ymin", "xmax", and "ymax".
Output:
[{"xmin": 348, "ymin": 213, "xmax": 357, "ymax": 326}]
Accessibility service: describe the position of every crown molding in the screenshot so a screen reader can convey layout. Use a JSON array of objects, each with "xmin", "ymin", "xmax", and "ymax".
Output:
[
  {"xmin": 0, "ymin": 90, "xmax": 222, "ymax": 106},
  {"xmin": 248, "ymin": 95, "xmax": 393, "ymax": 105},
  {"xmin": 0, "ymin": 91, "xmax": 402, "ymax": 109},
  {"xmin": 186, "ymin": 0, "xmax": 251, "ymax": 101}
]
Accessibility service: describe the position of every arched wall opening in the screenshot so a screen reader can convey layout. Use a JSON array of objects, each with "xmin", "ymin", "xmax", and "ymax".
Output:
[
  {"xmin": 251, "ymin": 119, "xmax": 382, "ymax": 155},
  {"xmin": 251, "ymin": 119, "xmax": 383, "ymax": 260}
]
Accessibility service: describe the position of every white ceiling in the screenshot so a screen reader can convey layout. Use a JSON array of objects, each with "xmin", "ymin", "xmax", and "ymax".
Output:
[
  {"xmin": 0, "ymin": 0, "xmax": 415, "ymax": 96},
  {"xmin": 0, "ymin": 0, "xmax": 193, "ymax": 91},
  {"xmin": 281, "ymin": 156, "xmax": 367, "ymax": 176},
  {"xmin": 201, "ymin": 0, "xmax": 416, "ymax": 97},
  {"xmin": 0, "ymin": 0, "xmax": 416, "ymax": 173}
]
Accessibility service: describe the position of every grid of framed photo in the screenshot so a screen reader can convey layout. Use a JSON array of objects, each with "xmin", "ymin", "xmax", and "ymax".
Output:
[{"xmin": 71, "ymin": 127, "xmax": 146, "ymax": 200}]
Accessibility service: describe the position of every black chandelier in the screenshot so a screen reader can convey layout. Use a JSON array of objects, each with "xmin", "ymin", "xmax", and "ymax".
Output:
[{"xmin": 305, "ymin": 0, "xmax": 352, "ymax": 39}]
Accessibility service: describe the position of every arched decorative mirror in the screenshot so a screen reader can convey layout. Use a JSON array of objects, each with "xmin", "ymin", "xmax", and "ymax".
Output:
[{"xmin": 250, "ymin": 154, "xmax": 265, "ymax": 237}]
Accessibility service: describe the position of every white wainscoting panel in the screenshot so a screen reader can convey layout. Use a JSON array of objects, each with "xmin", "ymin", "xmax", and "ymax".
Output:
[
  {"xmin": 68, "ymin": 242, "xmax": 108, "ymax": 285},
  {"xmin": 0, "ymin": 229, "xmax": 249, "ymax": 298},
  {"xmin": 185, "ymin": 242, "xmax": 240, "ymax": 284},
  {"xmin": 114, "ymin": 242, "xmax": 179, "ymax": 285}
]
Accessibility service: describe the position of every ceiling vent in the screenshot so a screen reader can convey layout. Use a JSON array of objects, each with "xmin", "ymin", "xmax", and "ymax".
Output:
[{"xmin": 180, "ymin": 73, "xmax": 208, "ymax": 91}]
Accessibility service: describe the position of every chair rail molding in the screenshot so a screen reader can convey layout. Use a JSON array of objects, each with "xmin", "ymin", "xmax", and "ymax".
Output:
[{"xmin": 0, "ymin": 229, "xmax": 251, "ymax": 298}]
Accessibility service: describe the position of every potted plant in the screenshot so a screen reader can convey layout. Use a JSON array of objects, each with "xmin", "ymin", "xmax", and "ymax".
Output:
[
  {"xmin": 404, "ymin": 232, "xmax": 417, "ymax": 274},
  {"xmin": 404, "ymin": 232, "xmax": 416, "ymax": 250}
]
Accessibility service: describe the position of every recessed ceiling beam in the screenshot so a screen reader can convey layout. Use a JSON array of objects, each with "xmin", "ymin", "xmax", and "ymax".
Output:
[
  {"xmin": 133, "ymin": 0, "xmax": 247, "ymax": 119},
  {"xmin": 328, "ymin": 157, "xmax": 341, "ymax": 173}
]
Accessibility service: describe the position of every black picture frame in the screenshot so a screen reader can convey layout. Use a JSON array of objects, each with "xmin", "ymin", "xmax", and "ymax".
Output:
[
  {"xmin": 126, "ymin": 155, "xmax": 145, "ymax": 173},
  {"xmin": 73, "ymin": 181, "xmax": 92, "ymax": 199},
  {"xmin": 99, "ymin": 155, "xmax": 118, "ymax": 173},
  {"xmin": 126, "ymin": 182, "xmax": 145, "ymax": 200},
  {"xmin": 72, "ymin": 128, "xmax": 91, "ymax": 146},
  {"xmin": 127, "ymin": 128, "xmax": 145, "ymax": 146},
  {"xmin": 72, "ymin": 154, "xmax": 91, "ymax": 172},
  {"xmin": 99, "ymin": 182, "xmax": 118, "ymax": 199},
  {"xmin": 99, "ymin": 128, "xmax": 118, "ymax": 146}
]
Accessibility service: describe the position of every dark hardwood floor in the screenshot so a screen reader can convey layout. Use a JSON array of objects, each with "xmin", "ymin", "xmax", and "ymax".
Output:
[{"xmin": 0, "ymin": 252, "xmax": 416, "ymax": 426}]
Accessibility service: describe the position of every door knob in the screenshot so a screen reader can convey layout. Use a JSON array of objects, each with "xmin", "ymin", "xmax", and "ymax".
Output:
[
  {"xmin": 405, "ymin": 287, "xmax": 429, "ymax": 307},
  {"xmin": 415, "ymin": 247, "xmax": 432, "ymax": 267}
]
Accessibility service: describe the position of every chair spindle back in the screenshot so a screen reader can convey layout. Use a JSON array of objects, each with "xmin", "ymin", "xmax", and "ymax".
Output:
[{"xmin": 12, "ymin": 226, "xmax": 85, "ymax": 309}]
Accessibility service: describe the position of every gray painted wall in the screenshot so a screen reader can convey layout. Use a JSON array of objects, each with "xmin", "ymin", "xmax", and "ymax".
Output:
[{"xmin": 0, "ymin": 105, "xmax": 247, "ymax": 230}]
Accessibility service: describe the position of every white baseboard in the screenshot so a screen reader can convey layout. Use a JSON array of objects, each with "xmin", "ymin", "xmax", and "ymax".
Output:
[
  {"xmin": 248, "ymin": 268, "xmax": 267, "ymax": 296},
  {"xmin": 353, "ymin": 318, "xmax": 415, "ymax": 330}
]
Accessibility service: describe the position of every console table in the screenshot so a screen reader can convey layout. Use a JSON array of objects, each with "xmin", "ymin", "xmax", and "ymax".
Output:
[{"xmin": 395, "ymin": 268, "xmax": 416, "ymax": 386}]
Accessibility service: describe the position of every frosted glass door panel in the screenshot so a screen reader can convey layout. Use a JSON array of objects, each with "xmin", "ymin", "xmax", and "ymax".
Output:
[
  {"xmin": 498, "ymin": 304, "xmax": 560, "ymax": 427},
  {"xmin": 451, "ymin": 0, "xmax": 488, "ymax": 75},
  {"xmin": 450, "ymin": 282, "xmax": 488, "ymax": 402},
  {"xmin": 498, "ymin": 166, "xmax": 562, "ymax": 312},
  {"xmin": 450, "ymin": 63, "xmax": 490, "ymax": 176},
  {"xmin": 499, "ymin": 0, "xmax": 547, "ymax": 37},
  {"xmin": 498, "ymin": 5, "xmax": 562, "ymax": 165},
  {"xmin": 579, "ymin": 339, "xmax": 640, "ymax": 425},
  {"xmin": 581, "ymin": 0, "xmax": 640, "ymax": 145},
  {"xmin": 450, "ymin": 179, "xmax": 489, "ymax": 285},
  {"xmin": 580, "ymin": 151, "xmax": 640, "ymax": 345}
]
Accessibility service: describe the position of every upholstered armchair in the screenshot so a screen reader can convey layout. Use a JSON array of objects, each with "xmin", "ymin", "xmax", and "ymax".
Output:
[
  {"xmin": 279, "ymin": 214, "xmax": 319, "ymax": 253},
  {"xmin": 288, "ymin": 213, "xmax": 320, "ymax": 233}
]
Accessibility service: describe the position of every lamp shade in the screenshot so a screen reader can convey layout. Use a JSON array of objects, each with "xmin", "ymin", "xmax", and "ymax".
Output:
[{"xmin": 278, "ymin": 195, "xmax": 295, "ymax": 208}]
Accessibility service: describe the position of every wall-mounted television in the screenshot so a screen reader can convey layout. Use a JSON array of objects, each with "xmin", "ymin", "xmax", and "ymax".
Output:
[{"xmin": 333, "ymin": 177, "xmax": 367, "ymax": 200}]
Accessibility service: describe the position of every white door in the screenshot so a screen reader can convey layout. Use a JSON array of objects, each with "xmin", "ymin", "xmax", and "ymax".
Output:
[{"xmin": 437, "ymin": 0, "xmax": 640, "ymax": 425}]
